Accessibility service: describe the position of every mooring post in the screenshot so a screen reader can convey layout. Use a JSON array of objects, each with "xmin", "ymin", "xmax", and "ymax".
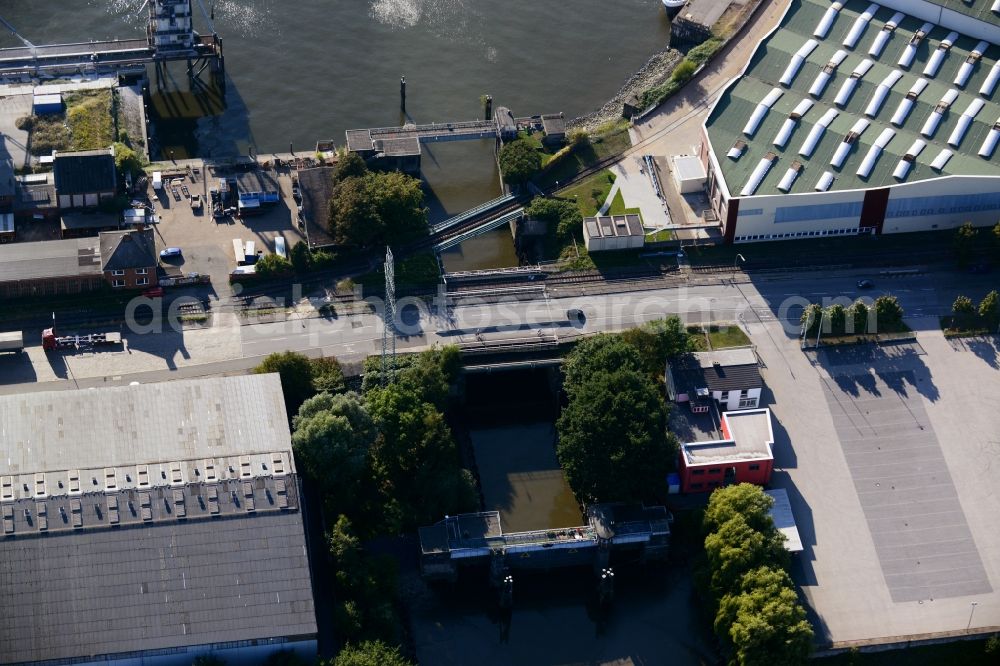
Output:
[
  {"xmin": 484, "ymin": 95, "xmax": 493, "ymax": 121},
  {"xmin": 400, "ymin": 75, "xmax": 406, "ymax": 112}
]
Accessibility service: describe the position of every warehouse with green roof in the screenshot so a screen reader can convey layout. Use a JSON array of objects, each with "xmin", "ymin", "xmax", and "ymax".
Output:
[{"xmin": 701, "ymin": 0, "xmax": 1000, "ymax": 243}]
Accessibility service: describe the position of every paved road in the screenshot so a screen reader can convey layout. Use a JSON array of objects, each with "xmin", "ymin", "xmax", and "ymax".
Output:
[{"xmin": 1, "ymin": 265, "xmax": 994, "ymax": 395}]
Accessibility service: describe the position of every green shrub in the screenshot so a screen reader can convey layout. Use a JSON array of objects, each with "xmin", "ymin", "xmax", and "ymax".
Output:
[
  {"xmin": 671, "ymin": 59, "xmax": 698, "ymax": 83},
  {"xmin": 687, "ymin": 38, "xmax": 723, "ymax": 65}
]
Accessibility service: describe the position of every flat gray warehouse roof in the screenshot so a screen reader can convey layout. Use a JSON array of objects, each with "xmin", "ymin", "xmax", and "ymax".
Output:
[
  {"xmin": 0, "ymin": 511, "xmax": 316, "ymax": 664},
  {"xmin": 0, "ymin": 374, "xmax": 294, "ymax": 476},
  {"xmin": 0, "ymin": 238, "xmax": 101, "ymax": 283}
]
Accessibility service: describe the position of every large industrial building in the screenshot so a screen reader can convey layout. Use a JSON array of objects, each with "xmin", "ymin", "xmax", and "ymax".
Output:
[
  {"xmin": 701, "ymin": 0, "xmax": 1000, "ymax": 243},
  {"xmin": 0, "ymin": 375, "xmax": 318, "ymax": 666}
]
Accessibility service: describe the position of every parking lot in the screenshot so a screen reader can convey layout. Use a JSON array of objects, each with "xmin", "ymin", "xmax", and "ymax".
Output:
[
  {"xmin": 746, "ymin": 315, "xmax": 1000, "ymax": 647},
  {"xmin": 149, "ymin": 161, "xmax": 306, "ymax": 298}
]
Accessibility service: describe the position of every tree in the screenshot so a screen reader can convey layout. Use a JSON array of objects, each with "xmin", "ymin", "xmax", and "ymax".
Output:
[
  {"xmin": 716, "ymin": 566, "xmax": 814, "ymax": 666},
  {"xmin": 289, "ymin": 240, "xmax": 313, "ymax": 273},
  {"xmin": 620, "ymin": 316, "xmax": 691, "ymax": 376},
  {"xmin": 334, "ymin": 641, "xmax": 412, "ymax": 666},
  {"xmin": 873, "ymin": 295, "xmax": 904, "ymax": 332},
  {"xmin": 848, "ymin": 300, "xmax": 870, "ymax": 335},
  {"xmin": 562, "ymin": 334, "xmax": 645, "ymax": 393},
  {"xmin": 800, "ymin": 303, "xmax": 822, "ymax": 337},
  {"xmin": 703, "ymin": 513, "xmax": 788, "ymax": 598},
  {"xmin": 954, "ymin": 222, "xmax": 978, "ymax": 267},
  {"xmin": 312, "ymin": 356, "xmax": 346, "ymax": 394},
  {"xmin": 826, "ymin": 303, "xmax": 847, "ymax": 336},
  {"xmin": 556, "ymin": 367, "xmax": 673, "ymax": 502},
  {"xmin": 952, "ymin": 295, "xmax": 976, "ymax": 329},
  {"xmin": 979, "ymin": 289, "xmax": 999, "ymax": 329},
  {"xmin": 254, "ymin": 253, "xmax": 293, "ymax": 278},
  {"xmin": 366, "ymin": 382, "xmax": 476, "ymax": 529},
  {"xmin": 333, "ymin": 151, "xmax": 368, "ymax": 184},
  {"xmin": 329, "ymin": 171, "xmax": 427, "ymax": 248},
  {"xmin": 525, "ymin": 196, "xmax": 582, "ymax": 239},
  {"xmin": 113, "ymin": 141, "xmax": 145, "ymax": 178},
  {"xmin": 498, "ymin": 139, "xmax": 541, "ymax": 186},
  {"xmin": 255, "ymin": 351, "xmax": 317, "ymax": 417},
  {"xmin": 292, "ymin": 392, "xmax": 376, "ymax": 505},
  {"xmin": 704, "ymin": 484, "xmax": 776, "ymax": 536}
]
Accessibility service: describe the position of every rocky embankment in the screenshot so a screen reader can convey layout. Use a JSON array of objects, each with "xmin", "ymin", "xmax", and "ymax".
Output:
[{"xmin": 569, "ymin": 48, "xmax": 683, "ymax": 133}]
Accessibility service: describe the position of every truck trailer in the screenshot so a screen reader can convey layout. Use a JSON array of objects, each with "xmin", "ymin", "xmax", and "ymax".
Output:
[
  {"xmin": 42, "ymin": 328, "xmax": 122, "ymax": 352},
  {"xmin": 0, "ymin": 331, "xmax": 24, "ymax": 353}
]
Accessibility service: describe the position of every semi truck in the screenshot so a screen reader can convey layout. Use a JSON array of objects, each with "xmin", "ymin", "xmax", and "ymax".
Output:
[
  {"xmin": 42, "ymin": 327, "xmax": 122, "ymax": 352},
  {"xmin": 0, "ymin": 331, "xmax": 23, "ymax": 354}
]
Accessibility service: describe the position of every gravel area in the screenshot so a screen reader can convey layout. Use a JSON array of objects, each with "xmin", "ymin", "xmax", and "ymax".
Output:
[{"xmin": 569, "ymin": 48, "xmax": 683, "ymax": 133}]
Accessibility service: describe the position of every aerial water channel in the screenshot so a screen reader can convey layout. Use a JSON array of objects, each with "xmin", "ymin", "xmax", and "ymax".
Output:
[{"xmin": 2, "ymin": 1, "xmax": 670, "ymax": 267}]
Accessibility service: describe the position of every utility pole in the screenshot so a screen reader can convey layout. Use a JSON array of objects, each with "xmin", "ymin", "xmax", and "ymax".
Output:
[{"xmin": 381, "ymin": 247, "xmax": 396, "ymax": 386}]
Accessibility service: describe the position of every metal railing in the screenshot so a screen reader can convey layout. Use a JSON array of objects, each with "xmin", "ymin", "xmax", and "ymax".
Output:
[
  {"xmin": 433, "ymin": 208, "xmax": 523, "ymax": 252},
  {"xmin": 430, "ymin": 194, "xmax": 516, "ymax": 235}
]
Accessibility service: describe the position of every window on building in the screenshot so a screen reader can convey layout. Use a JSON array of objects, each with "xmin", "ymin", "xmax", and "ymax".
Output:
[
  {"xmin": 111, "ymin": 269, "xmax": 125, "ymax": 277},
  {"xmin": 708, "ymin": 468, "xmax": 721, "ymax": 474},
  {"xmin": 690, "ymin": 482, "xmax": 704, "ymax": 490},
  {"xmin": 692, "ymin": 469, "xmax": 705, "ymax": 476},
  {"xmin": 136, "ymin": 277, "xmax": 149, "ymax": 286},
  {"xmin": 112, "ymin": 280, "xmax": 125, "ymax": 288},
  {"xmin": 739, "ymin": 398, "xmax": 756, "ymax": 408},
  {"xmin": 135, "ymin": 268, "xmax": 148, "ymax": 275},
  {"xmin": 748, "ymin": 464, "xmax": 761, "ymax": 471}
]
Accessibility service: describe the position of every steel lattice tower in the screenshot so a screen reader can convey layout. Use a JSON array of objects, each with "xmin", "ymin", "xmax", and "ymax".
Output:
[{"xmin": 381, "ymin": 247, "xmax": 397, "ymax": 385}]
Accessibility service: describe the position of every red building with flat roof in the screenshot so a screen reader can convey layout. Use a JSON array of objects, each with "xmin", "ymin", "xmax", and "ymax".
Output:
[{"xmin": 678, "ymin": 408, "xmax": 774, "ymax": 493}]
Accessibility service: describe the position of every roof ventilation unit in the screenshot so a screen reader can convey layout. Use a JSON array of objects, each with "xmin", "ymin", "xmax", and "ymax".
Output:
[
  {"xmin": 727, "ymin": 139, "xmax": 748, "ymax": 160},
  {"xmin": 843, "ymin": 3, "xmax": 880, "ymax": 49},
  {"xmin": 868, "ymin": 12, "xmax": 904, "ymax": 57},
  {"xmin": 930, "ymin": 148, "xmax": 954, "ymax": 171},
  {"xmin": 893, "ymin": 139, "xmax": 927, "ymax": 180},
  {"xmin": 891, "ymin": 78, "xmax": 929, "ymax": 126},
  {"xmin": 920, "ymin": 89, "xmax": 960, "ymax": 137},
  {"xmin": 981, "ymin": 62, "xmax": 1000, "ymax": 97},
  {"xmin": 864, "ymin": 70, "xmax": 903, "ymax": 117},
  {"xmin": 856, "ymin": 128, "xmax": 895, "ymax": 178},
  {"xmin": 798, "ymin": 108, "xmax": 839, "ymax": 157},
  {"xmin": 810, "ymin": 50, "xmax": 849, "ymax": 97},
  {"xmin": 743, "ymin": 87, "xmax": 784, "ymax": 136},
  {"xmin": 899, "ymin": 23, "xmax": 934, "ymax": 69},
  {"xmin": 830, "ymin": 119, "xmax": 870, "ymax": 168},
  {"xmin": 979, "ymin": 120, "xmax": 1000, "ymax": 158},
  {"xmin": 955, "ymin": 42, "xmax": 988, "ymax": 88},
  {"xmin": 740, "ymin": 152, "xmax": 778, "ymax": 196},
  {"xmin": 776, "ymin": 161, "xmax": 804, "ymax": 192},
  {"xmin": 779, "ymin": 40, "xmax": 819, "ymax": 87},
  {"xmin": 923, "ymin": 32, "xmax": 959, "ymax": 78},
  {"xmin": 774, "ymin": 99, "xmax": 814, "ymax": 148},
  {"xmin": 814, "ymin": 2, "xmax": 843, "ymax": 38},
  {"xmin": 948, "ymin": 98, "xmax": 986, "ymax": 147},
  {"xmin": 835, "ymin": 59, "xmax": 874, "ymax": 107},
  {"xmin": 815, "ymin": 171, "xmax": 835, "ymax": 192}
]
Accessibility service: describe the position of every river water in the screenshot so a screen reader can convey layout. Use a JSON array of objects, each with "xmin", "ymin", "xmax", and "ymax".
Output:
[{"xmin": 2, "ymin": 1, "xmax": 669, "ymax": 266}]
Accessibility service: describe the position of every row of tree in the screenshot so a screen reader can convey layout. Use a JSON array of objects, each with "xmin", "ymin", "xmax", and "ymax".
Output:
[
  {"xmin": 253, "ymin": 347, "xmax": 476, "ymax": 662},
  {"xmin": 556, "ymin": 318, "xmax": 691, "ymax": 503},
  {"xmin": 951, "ymin": 290, "xmax": 999, "ymax": 331},
  {"xmin": 800, "ymin": 296, "xmax": 903, "ymax": 338},
  {"xmin": 701, "ymin": 484, "xmax": 813, "ymax": 665}
]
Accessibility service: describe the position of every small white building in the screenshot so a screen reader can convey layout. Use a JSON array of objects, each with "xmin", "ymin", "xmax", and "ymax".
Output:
[
  {"xmin": 583, "ymin": 214, "xmax": 645, "ymax": 252},
  {"xmin": 666, "ymin": 348, "xmax": 763, "ymax": 412},
  {"xmin": 672, "ymin": 154, "xmax": 707, "ymax": 194}
]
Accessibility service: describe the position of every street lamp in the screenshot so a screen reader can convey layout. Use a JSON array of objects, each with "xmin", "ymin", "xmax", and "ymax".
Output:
[
  {"xmin": 733, "ymin": 253, "xmax": 746, "ymax": 282},
  {"xmin": 967, "ymin": 601, "xmax": 979, "ymax": 633}
]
